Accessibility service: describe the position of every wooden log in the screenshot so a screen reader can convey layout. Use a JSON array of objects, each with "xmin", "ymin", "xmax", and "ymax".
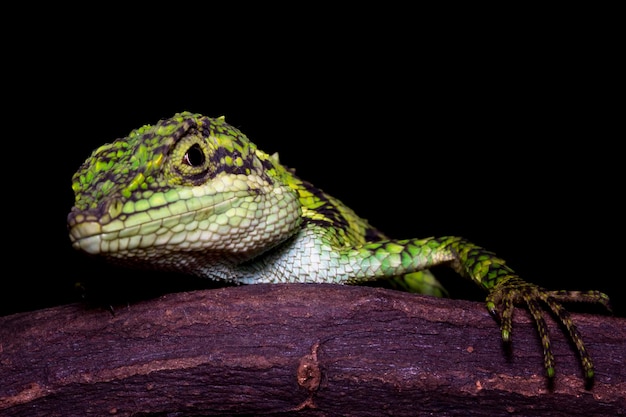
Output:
[{"xmin": 1, "ymin": 284, "xmax": 624, "ymax": 416}]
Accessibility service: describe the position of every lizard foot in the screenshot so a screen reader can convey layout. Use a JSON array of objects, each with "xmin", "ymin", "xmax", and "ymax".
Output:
[{"xmin": 485, "ymin": 275, "xmax": 610, "ymax": 381}]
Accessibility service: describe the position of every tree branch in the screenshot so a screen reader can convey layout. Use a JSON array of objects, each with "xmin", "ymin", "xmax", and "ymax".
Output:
[{"xmin": 1, "ymin": 284, "xmax": 624, "ymax": 416}]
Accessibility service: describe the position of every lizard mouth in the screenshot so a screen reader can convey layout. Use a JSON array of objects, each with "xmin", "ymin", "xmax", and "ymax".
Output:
[
  {"xmin": 69, "ymin": 226, "xmax": 112, "ymax": 255},
  {"xmin": 68, "ymin": 195, "xmax": 242, "ymax": 256}
]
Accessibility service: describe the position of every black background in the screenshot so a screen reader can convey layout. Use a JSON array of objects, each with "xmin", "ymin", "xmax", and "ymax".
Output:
[{"xmin": 2, "ymin": 9, "xmax": 623, "ymax": 319}]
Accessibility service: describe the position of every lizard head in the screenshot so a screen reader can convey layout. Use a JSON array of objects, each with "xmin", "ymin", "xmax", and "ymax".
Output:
[{"xmin": 68, "ymin": 112, "xmax": 301, "ymax": 269}]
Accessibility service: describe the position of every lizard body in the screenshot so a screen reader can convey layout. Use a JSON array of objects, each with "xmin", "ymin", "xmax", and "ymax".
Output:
[{"xmin": 68, "ymin": 112, "xmax": 610, "ymax": 382}]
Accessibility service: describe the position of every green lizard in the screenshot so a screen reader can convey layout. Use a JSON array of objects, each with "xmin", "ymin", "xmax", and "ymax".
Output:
[{"xmin": 67, "ymin": 111, "xmax": 610, "ymax": 382}]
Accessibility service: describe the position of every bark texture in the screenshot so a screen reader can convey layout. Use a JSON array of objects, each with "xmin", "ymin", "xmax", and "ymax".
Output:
[{"xmin": 1, "ymin": 283, "xmax": 624, "ymax": 417}]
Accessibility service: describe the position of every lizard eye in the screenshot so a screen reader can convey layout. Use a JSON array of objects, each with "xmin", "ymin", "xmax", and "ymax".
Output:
[{"xmin": 183, "ymin": 143, "xmax": 206, "ymax": 167}]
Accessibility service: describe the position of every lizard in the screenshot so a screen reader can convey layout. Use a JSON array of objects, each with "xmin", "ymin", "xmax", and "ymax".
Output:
[{"xmin": 67, "ymin": 111, "xmax": 611, "ymax": 383}]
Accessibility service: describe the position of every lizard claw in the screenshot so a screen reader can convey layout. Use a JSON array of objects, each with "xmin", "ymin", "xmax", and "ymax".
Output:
[{"xmin": 486, "ymin": 276, "xmax": 608, "ymax": 381}]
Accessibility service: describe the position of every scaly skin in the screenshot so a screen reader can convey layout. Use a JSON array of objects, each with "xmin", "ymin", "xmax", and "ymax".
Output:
[{"xmin": 68, "ymin": 112, "xmax": 611, "ymax": 382}]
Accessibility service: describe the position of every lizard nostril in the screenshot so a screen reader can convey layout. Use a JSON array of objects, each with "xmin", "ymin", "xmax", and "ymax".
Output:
[{"xmin": 106, "ymin": 198, "xmax": 124, "ymax": 220}]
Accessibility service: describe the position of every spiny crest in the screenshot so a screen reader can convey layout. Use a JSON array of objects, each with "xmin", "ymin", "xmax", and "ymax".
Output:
[{"xmin": 71, "ymin": 112, "xmax": 261, "ymax": 211}]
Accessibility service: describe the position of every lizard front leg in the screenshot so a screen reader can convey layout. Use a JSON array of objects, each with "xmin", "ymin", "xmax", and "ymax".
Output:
[{"xmin": 335, "ymin": 235, "xmax": 611, "ymax": 381}]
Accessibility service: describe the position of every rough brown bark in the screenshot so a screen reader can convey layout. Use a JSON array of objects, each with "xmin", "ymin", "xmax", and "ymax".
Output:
[{"xmin": 1, "ymin": 284, "xmax": 624, "ymax": 417}]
